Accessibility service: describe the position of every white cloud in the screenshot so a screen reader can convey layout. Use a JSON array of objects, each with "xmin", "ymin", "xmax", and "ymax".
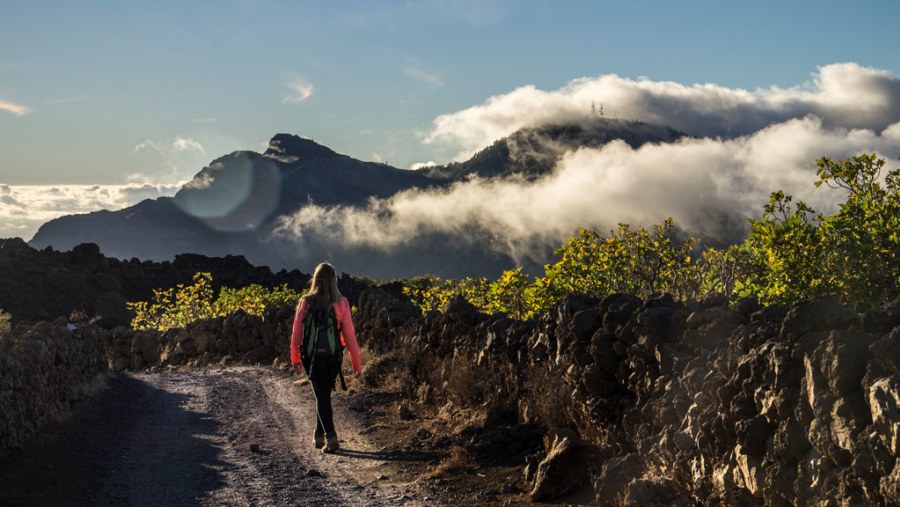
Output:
[
  {"xmin": 0, "ymin": 98, "xmax": 30, "ymax": 116},
  {"xmin": 424, "ymin": 63, "xmax": 900, "ymax": 162},
  {"xmin": 135, "ymin": 137, "xmax": 204, "ymax": 154},
  {"xmin": 173, "ymin": 137, "xmax": 205, "ymax": 153},
  {"xmin": 0, "ymin": 183, "xmax": 181, "ymax": 240},
  {"xmin": 132, "ymin": 136, "xmax": 211, "ymax": 186},
  {"xmin": 403, "ymin": 62, "xmax": 443, "ymax": 89},
  {"xmin": 184, "ymin": 172, "xmax": 214, "ymax": 190},
  {"xmin": 410, "ymin": 161, "xmax": 438, "ymax": 170},
  {"xmin": 275, "ymin": 117, "xmax": 900, "ymax": 263},
  {"xmin": 283, "ymin": 80, "xmax": 314, "ymax": 103}
]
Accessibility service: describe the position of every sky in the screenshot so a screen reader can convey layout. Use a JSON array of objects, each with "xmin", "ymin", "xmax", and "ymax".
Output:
[{"xmin": 1, "ymin": 0, "xmax": 899, "ymax": 242}]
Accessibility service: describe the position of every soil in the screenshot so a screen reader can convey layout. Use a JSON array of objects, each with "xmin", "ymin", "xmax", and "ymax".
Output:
[{"xmin": 0, "ymin": 366, "xmax": 554, "ymax": 506}]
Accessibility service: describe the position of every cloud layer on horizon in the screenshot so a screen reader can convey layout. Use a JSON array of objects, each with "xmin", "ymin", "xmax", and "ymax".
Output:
[{"xmin": 0, "ymin": 183, "xmax": 181, "ymax": 241}]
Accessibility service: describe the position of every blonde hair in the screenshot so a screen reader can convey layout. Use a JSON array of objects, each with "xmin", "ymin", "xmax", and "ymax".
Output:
[{"xmin": 302, "ymin": 262, "xmax": 342, "ymax": 308}]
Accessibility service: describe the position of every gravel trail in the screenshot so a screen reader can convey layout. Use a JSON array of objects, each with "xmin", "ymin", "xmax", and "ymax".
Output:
[{"xmin": 0, "ymin": 366, "xmax": 431, "ymax": 506}]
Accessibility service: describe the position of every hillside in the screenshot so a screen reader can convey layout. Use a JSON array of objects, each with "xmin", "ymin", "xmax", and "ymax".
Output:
[{"xmin": 419, "ymin": 119, "xmax": 685, "ymax": 180}]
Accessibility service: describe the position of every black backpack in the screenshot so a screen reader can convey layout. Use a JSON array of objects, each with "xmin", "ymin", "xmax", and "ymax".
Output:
[{"xmin": 301, "ymin": 303, "xmax": 346, "ymax": 388}]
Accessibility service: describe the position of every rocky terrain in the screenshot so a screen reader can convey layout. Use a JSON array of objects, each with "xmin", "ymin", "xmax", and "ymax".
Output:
[
  {"xmin": 2, "ymin": 280, "xmax": 898, "ymax": 504},
  {"xmin": 352, "ymin": 290, "xmax": 900, "ymax": 505}
]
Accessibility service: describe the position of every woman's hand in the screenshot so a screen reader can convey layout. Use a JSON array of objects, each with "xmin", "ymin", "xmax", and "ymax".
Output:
[{"xmin": 293, "ymin": 363, "xmax": 304, "ymax": 375}]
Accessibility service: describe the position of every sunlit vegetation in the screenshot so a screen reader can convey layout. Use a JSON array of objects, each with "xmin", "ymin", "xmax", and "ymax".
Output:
[
  {"xmin": 128, "ymin": 273, "xmax": 302, "ymax": 331},
  {"xmin": 742, "ymin": 154, "xmax": 898, "ymax": 309}
]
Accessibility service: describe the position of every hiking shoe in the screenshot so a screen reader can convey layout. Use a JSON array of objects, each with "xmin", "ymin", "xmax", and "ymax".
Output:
[
  {"xmin": 313, "ymin": 434, "xmax": 325, "ymax": 449},
  {"xmin": 323, "ymin": 433, "xmax": 340, "ymax": 453}
]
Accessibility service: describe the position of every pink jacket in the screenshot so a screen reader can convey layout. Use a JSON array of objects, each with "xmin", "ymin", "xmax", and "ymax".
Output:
[{"xmin": 290, "ymin": 296, "xmax": 362, "ymax": 374}]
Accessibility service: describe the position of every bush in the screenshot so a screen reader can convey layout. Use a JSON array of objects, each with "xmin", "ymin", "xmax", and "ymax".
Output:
[
  {"xmin": 742, "ymin": 154, "xmax": 899, "ymax": 309},
  {"xmin": 128, "ymin": 273, "xmax": 302, "ymax": 331}
]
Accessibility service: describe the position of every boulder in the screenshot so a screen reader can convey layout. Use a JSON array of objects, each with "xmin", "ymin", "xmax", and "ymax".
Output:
[
  {"xmin": 530, "ymin": 435, "xmax": 596, "ymax": 501},
  {"xmin": 595, "ymin": 453, "xmax": 644, "ymax": 503},
  {"xmin": 867, "ymin": 376, "xmax": 899, "ymax": 456},
  {"xmin": 780, "ymin": 296, "xmax": 857, "ymax": 342}
]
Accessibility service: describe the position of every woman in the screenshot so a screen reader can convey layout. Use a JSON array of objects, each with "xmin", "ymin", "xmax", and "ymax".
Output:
[{"xmin": 290, "ymin": 262, "xmax": 362, "ymax": 452}]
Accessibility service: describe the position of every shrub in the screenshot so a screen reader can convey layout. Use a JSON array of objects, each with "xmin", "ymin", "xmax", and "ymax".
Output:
[{"xmin": 128, "ymin": 273, "xmax": 302, "ymax": 331}]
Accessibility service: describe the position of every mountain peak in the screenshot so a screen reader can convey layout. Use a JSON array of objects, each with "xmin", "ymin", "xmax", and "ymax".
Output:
[{"xmin": 263, "ymin": 133, "xmax": 338, "ymax": 163}]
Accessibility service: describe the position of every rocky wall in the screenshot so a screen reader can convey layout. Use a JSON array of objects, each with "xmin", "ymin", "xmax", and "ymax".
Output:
[
  {"xmin": 354, "ymin": 289, "xmax": 900, "ymax": 506},
  {"xmin": 101, "ymin": 305, "xmax": 297, "ymax": 372},
  {"xmin": 0, "ymin": 319, "xmax": 108, "ymax": 457}
]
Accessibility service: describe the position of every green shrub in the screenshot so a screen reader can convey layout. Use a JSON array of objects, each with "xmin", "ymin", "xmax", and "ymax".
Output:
[{"xmin": 128, "ymin": 273, "xmax": 302, "ymax": 331}]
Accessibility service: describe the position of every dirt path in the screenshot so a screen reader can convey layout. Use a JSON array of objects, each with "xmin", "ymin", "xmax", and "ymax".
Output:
[{"xmin": 0, "ymin": 366, "xmax": 442, "ymax": 506}]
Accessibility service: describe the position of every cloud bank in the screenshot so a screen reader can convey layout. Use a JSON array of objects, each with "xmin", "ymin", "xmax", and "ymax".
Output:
[
  {"xmin": 424, "ymin": 63, "xmax": 900, "ymax": 162},
  {"xmin": 0, "ymin": 183, "xmax": 181, "ymax": 240},
  {"xmin": 273, "ymin": 63, "xmax": 900, "ymax": 264}
]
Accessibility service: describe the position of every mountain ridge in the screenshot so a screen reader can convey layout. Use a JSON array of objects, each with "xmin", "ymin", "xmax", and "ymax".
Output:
[{"xmin": 29, "ymin": 120, "xmax": 685, "ymax": 278}]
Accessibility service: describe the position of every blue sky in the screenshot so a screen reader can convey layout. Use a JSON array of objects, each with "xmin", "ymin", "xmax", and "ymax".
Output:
[{"xmin": 1, "ymin": 0, "xmax": 899, "ymax": 240}]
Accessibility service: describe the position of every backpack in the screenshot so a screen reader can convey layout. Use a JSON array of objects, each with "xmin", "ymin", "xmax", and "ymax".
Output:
[{"xmin": 301, "ymin": 303, "xmax": 345, "ymax": 384}]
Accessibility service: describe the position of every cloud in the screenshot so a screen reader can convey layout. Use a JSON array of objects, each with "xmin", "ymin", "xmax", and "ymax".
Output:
[
  {"xmin": 275, "ymin": 117, "xmax": 900, "ymax": 263},
  {"xmin": 132, "ymin": 136, "xmax": 210, "ymax": 186},
  {"xmin": 135, "ymin": 137, "xmax": 205, "ymax": 154},
  {"xmin": 45, "ymin": 95, "xmax": 95, "ymax": 106},
  {"xmin": 283, "ymin": 80, "xmax": 314, "ymax": 103},
  {"xmin": 0, "ymin": 183, "xmax": 181, "ymax": 240},
  {"xmin": 403, "ymin": 62, "xmax": 443, "ymax": 89},
  {"xmin": 410, "ymin": 161, "xmax": 438, "ymax": 170},
  {"xmin": 0, "ymin": 194, "xmax": 24, "ymax": 207},
  {"xmin": 173, "ymin": 137, "xmax": 205, "ymax": 152},
  {"xmin": 184, "ymin": 171, "xmax": 214, "ymax": 190},
  {"xmin": 0, "ymin": 98, "xmax": 30, "ymax": 116},
  {"xmin": 424, "ymin": 63, "xmax": 900, "ymax": 162}
]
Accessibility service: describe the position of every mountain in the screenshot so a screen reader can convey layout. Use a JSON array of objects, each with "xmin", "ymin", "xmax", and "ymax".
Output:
[
  {"xmin": 30, "ymin": 121, "xmax": 684, "ymax": 278},
  {"xmin": 418, "ymin": 119, "xmax": 685, "ymax": 180},
  {"xmin": 30, "ymin": 134, "xmax": 438, "ymax": 269}
]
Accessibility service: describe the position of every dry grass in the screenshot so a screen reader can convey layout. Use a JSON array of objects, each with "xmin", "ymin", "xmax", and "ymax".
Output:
[
  {"xmin": 420, "ymin": 445, "xmax": 475, "ymax": 480},
  {"xmin": 523, "ymin": 365, "xmax": 574, "ymax": 429}
]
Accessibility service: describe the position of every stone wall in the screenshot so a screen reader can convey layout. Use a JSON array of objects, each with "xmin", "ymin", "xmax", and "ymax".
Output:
[
  {"xmin": 102, "ymin": 305, "xmax": 297, "ymax": 371},
  {"xmin": 354, "ymin": 289, "xmax": 900, "ymax": 506},
  {"xmin": 0, "ymin": 319, "xmax": 108, "ymax": 456}
]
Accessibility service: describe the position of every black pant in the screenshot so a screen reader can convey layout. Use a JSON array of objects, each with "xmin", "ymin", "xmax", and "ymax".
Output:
[{"xmin": 309, "ymin": 361, "xmax": 339, "ymax": 436}]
